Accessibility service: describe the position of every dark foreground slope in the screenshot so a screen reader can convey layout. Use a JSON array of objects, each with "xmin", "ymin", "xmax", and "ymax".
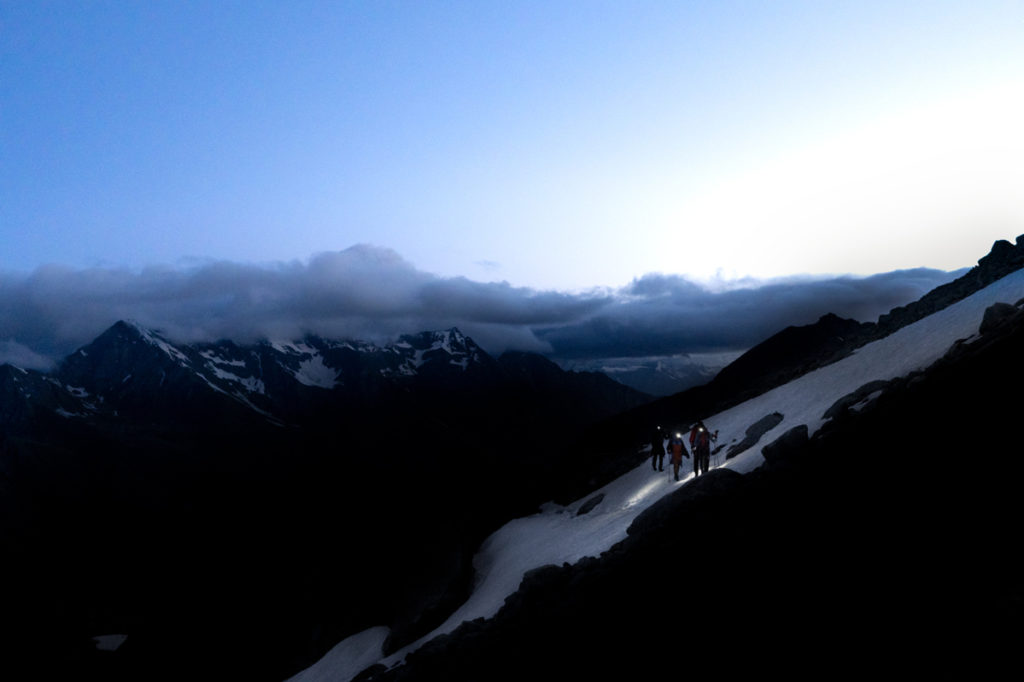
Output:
[
  {"xmin": 0, "ymin": 327, "xmax": 650, "ymax": 682},
  {"xmin": 363, "ymin": 301, "xmax": 1024, "ymax": 681}
]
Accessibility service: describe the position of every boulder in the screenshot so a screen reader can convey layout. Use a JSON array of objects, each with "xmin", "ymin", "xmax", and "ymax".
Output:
[
  {"xmin": 725, "ymin": 412, "xmax": 784, "ymax": 460},
  {"xmin": 761, "ymin": 425, "xmax": 809, "ymax": 465},
  {"xmin": 627, "ymin": 469, "xmax": 744, "ymax": 538},
  {"xmin": 822, "ymin": 380, "xmax": 892, "ymax": 420},
  {"xmin": 979, "ymin": 302, "xmax": 1019, "ymax": 335}
]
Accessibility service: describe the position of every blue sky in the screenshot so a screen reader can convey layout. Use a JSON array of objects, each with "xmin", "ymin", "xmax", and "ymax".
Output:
[
  {"xmin": 3, "ymin": 1, "xmax": 1022, "ymax": 290},
  {"xmin": 1, "ymin": 2, "xmax": 1022, "ymax": 367}
]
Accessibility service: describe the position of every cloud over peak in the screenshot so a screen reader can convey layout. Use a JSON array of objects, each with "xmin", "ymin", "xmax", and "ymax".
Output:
[{"xmin": 0, "ymin": 246, "xmax": 960, "ymax": 370}]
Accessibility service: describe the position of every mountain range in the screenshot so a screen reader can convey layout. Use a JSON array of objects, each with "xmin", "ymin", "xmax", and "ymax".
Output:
[
  {"xmin": 3, "ymin": 236, "xmax": 1024, "ymax": 680},
  {"xmin": 1, "ymin": 315, "xmax": 650, "ymax": 680}
]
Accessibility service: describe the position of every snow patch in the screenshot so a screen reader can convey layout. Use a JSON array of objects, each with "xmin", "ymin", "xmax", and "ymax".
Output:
[
  {"xmin": 207, "ymin": 364, "xmax": 266, "ymax": 394},
  {"xmin": 272, "ymin": 341, "xmax": 318, "ymax": 356},
  {"xmin": 200, "ymin": 350, "xmax": 247, "ymax": 367},
  {"xmin": 134, "ymin": 325, "xmax": 191, "ymax": 365},
  {"xmin": 293, "ymin": 356, "xmax": 339, "ymax": 389},
  {"xmin": 286, "ymin": 626, "xmax": 390, "ymax": 682}
]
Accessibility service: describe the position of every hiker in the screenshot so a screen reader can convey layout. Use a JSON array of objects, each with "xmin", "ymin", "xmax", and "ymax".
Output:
[
  {"xmin": 689, "ymin": 420, "xmax": 718, "ymax": 477},
  {"xmin": 667, "ymin": 431, "xmax": 689, "ymax": 481},
  {"xmin": 650, "ymin": 426, "xmax": 666, "ymax": 471}
]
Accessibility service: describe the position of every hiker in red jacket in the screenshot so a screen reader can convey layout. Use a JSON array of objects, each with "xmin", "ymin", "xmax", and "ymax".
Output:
[
  {"xmin": 667, "ymin": 432, "xmax": 689, "ymax": 481},
  {"xmin": 689, "ymin": 420, "xmax": 718, "ymax": 477}
]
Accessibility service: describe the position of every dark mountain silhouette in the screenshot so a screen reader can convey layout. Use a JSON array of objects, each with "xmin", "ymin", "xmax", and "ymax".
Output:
[{"xmin": 0, "ymin": 322, "xmax": 650, "ymax": 681}]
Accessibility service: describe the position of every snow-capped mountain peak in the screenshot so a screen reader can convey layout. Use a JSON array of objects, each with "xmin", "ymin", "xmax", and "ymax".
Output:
[
  {"xmin": 394, "ymin": 327, "xmax": 486, "ymax": 372},
  {"xmin": 35, "ymin": 322, "xmax": 500, "ymax": 427},
  {"xmin": 123, "ymin": 320, "xmax": 191, "ymax": 365}
]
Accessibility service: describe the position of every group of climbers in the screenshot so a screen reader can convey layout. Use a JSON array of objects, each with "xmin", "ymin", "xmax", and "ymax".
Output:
[{"xmin": 650, "ymin": 420, "xmax": 718, "ymax": 482}]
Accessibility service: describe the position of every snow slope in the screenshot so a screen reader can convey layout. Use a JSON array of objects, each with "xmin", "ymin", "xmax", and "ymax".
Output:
[{"xmin": 289, "ymin": 267, "xmax": 1024, "ymax": 682}]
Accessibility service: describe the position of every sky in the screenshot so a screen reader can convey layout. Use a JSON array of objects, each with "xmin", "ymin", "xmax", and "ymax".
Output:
[
  {"xmin": 289, "ymin": 265, "xmax": 1024, "ymax": 682},
  {"xmin": 2, "ymin": 1, "xmax": 1023, "ymax": 364}
]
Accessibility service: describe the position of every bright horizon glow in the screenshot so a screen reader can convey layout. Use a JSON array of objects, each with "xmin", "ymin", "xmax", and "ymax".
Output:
[
  {"xmin": 661, "ymin": 80, "xmax": 1024, "ymax": 283},
  {"xmin": 2, "ymin": 2, "xmax": 1022, "ymax": 291}
]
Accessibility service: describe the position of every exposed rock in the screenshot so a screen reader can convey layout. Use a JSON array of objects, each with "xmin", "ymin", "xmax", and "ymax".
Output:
[
  {"xmin": 760, "ymin": 424, "xmax": 809, "ymax": 465},
  {"xmin": 822, "ymin": 380, "xmax": 892, "ymax": 420},
  {"xmin": 626, "ymin": 469, "xmax": 744, "ymax": 538},
  {"xmin": 979, "ymin": 302, "xmax": 1020, "ymax": 335},
  {"xmin": 875, "ymin": 237, "xmax": 1024, "ymax": 339},
  {"xmin": 725, "ymin": 412, "xmax": 784, "ymax": 459},
  {"xmin": 711, "ymin": 313, "xmax": 871, "ymax": 403}
]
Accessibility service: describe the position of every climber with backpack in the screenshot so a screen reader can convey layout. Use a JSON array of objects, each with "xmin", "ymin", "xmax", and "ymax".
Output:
[
  {"xmin": 667, "ymin": 431, "xmax": 689, "ymax": 482},
  {"xmin": 689, "ymin": 419, "xmax": 718, "ymax": 477}
]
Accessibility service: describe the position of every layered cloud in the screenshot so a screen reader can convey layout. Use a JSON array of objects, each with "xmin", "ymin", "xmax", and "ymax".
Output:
[
  {"xmin": 538, "ymin": 269, "xmax": 959, "ymax": 359},
  {"xmin": 0, "ymin": 245, "xmax": 960, "ymax": 370}
]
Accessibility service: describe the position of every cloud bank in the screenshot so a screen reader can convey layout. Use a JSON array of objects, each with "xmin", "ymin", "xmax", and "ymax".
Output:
[{"xmin": 0, "ymin": 245, "xmax": 960, "ymax": 370}]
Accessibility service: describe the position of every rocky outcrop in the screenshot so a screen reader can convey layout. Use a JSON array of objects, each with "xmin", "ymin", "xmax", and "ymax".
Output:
[
  {"xmin": 873, "ymin": 236, "xmax": 1024, "ymax": 338},
  {"xmin": 760, "ymin": 424, "xmax": 809, "ymax": 466},
  {"xmin": 979, "ymin": 301, "xmax": 1021, "ymax": 335},
  {"xmin": 711, "ymin": 313, "xmax": 870, "ymax": 404},
  {"xmin": 725, "ymin": 412, "xmax": 784, "ymax": 460},
  {"xmin": 822, "ymin": 379, "xmax": 892, "ymax": 420}
]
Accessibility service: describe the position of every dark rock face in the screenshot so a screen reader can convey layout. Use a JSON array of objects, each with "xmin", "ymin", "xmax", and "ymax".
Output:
[
  {"xmin": 822, "ymin": 379, "xmax": 892, "ymax": 419},
  {"xmin": 0, "ymin": 364, "xmax": 90, "ymax": 429},
  {"xmin": 874, "ymin": 237, "xmax": 1024, "ymax": 337},
  {"xmin": 712, "ymin": 313, "xmax": 870, "ymax": 402},
  {"xmin": 626, "ymin": 468, "xmax": 744, "ymax": 539},
  {"xmin": 979, "ymin": 301, "xmax": 1021, "ymax": 335},
  {"xmin": 725, "ymin": 412, "xmax": 784, "ymax": 460},
  {"xmin": 760, "ymin": 424, "xmax": 809, "ymax": 465}
]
